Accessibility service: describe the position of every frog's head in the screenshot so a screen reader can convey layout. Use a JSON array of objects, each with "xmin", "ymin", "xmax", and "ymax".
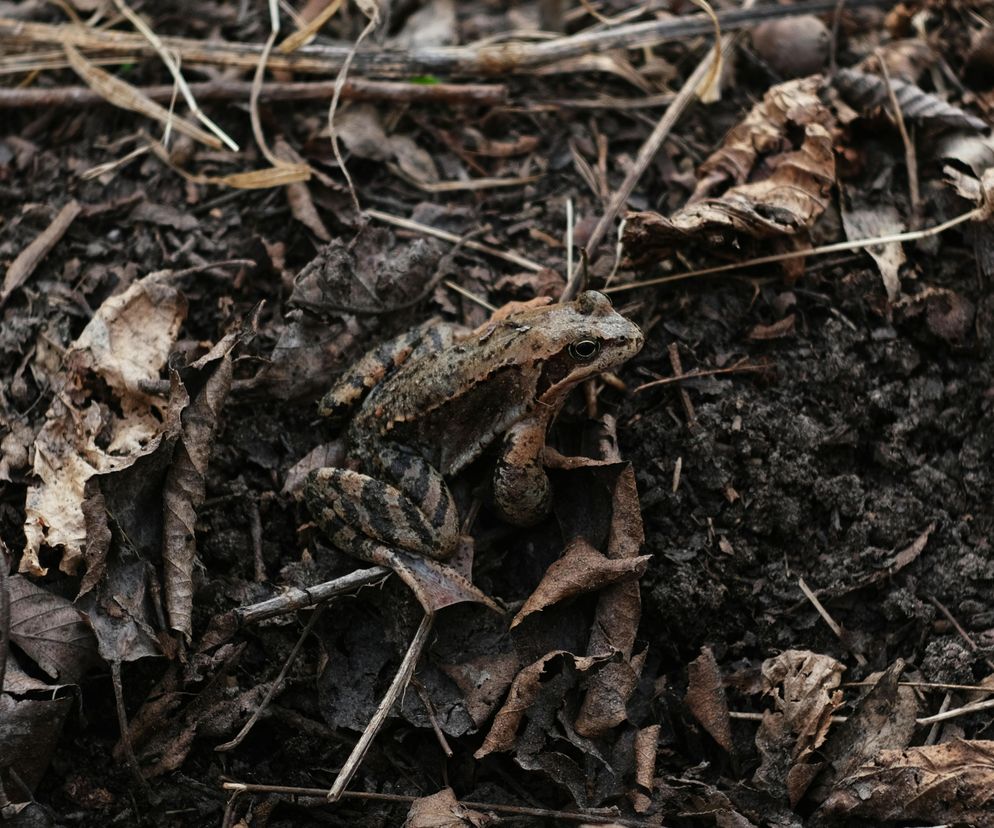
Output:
[{"xmin": 520, "ymin": 290, "xmax": 643, "ymax": 401}]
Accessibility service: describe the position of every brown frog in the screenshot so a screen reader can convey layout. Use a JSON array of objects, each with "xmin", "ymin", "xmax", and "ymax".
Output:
[{"xmin": 305, "ymin": 291, "xmax": 643, "ymax": 572}]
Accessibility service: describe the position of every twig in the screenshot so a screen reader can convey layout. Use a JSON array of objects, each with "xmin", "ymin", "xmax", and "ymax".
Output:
[
  {"xmin": 633, "ymin": 359, "xmax": 770, "ymax": 392},
  {"xmin": 0, "ymin": 79, "xmax": 509, "ymax": 108},
  {"xmin": 110, "ymin": 660, "xmax": 153, "ymax": 797},
  {"xmin": 250, "ymin": 0, "xmax": 283, "ymax": 167},
  {"xmin": 916, "ymin": 698, "xmax": 994, "ymax": 725},
  {"xmin": 924, "ymin": 691, "xmax": 952, "ymax": 745},
  {"xmin": 604, "ymin": 205, "xmax": 988, "ymax": 294},
  {"xmin": 0, "ymin": 547, "xmax": 10, "ymax": 695},
  {"xmin": 327, "ymin": 612, "xmax": 434, "ymax": 801},
  {"xmin": 366, "ymin": 208, "xmax": 545, "ymax": 272},
  {"xmin": 215, "ymin": 605, "xmax": 325, "ymax": 752},
  {"xmin": 1, "ymin": 199, "xmax": 82, "ymax": 308},
  {"xmin": 0, "ymin": 0, "xmax": 891, "ymax": 78},
  {"xmin": 876, "ymin": 50, "xmax": 920, "ymax": 226},
  {"xmin": 667, "ymin": 343, "xmax": 698, "ymax": 429},
  {"xmin": 221, "ymin": 782, "xmax": 654, "ymax": 826},
  {"xmin": 233, "ymin": 567, "xmax": 389, "ymax": 626},
  {"xmin": 798, "ymin": 576, "xmax": 868, "ymax": 666},
  {"xmin": 412, "ymin": 678, "xmax": 454, "ymax": 758},
  {"xmin": 730, "ymin": 710, "xmax": 848, "ymax": 723},
  {"xmin": 574, "ymin": 0, "xmax": 754, "ymax": 279},
  {"xmin": 444, "ymin": 280, "xmax": 498, "ymax": 312}
]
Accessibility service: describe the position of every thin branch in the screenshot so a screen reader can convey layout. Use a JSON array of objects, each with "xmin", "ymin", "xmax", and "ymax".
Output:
[
  {"xmin": 798, "ymin": 576, "xmax": 868, "ymax": 667},
  {"xmin": 327, "ymin": 612, "xmax": 434, "ymax": 801},
  {"xmin": 604, "ymin": 205, "xmax": 988, "ymax": 294},
  {"xmin": 0, "ymin": 79, "xmax": 508, "ymax": 108},
  {"xmin": 221, "ymin": 781, "xmax": 655, "ymax": 826},
  {"xmin": 366, "ymin": 208, "xmax": 545, "ymax": 272},
  {"xmin": 876, "ymin": 49, "xmax": 920, "ymax": 225},
  {"xmin": 0, "ymin": 0, "xmax": 891, "ymax": 78}
]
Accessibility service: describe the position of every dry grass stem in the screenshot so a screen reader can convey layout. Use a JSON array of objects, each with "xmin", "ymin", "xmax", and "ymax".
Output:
[
  {"xmin": 279, "ymin": 0, "xmax": 344, "ymax": 53},
  {"xmin": 605, "ymin": 205, "xmax": 988, "ymax": 294}
]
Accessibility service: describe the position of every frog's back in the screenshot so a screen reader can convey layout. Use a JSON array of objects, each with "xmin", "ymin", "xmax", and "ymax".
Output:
[{"xmin": 351, "ymin": 332, "xmax": 539, "ymax": 475}]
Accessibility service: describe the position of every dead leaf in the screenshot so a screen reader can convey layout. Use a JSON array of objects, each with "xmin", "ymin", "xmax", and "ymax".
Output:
[
  {"xmin": 0, "ymin": 694, "xmax": 73, "ymax": 794},
  {"xmin": 475, "ymin": 651, "xmax": 605, "ymax": 758},
  {"xmin": 511, "ymin": 537, "xmax": 649, "ymax": 627},
  {"xmin": 807, "ymin": 659, "xmax": 917, "ymax": 805},
  {"xmin": 404, "ymin": 787, "xmax": 492, "ymax": 828},
  {"xmin": 440, "ymin": 652, "xmax": 522, "ymax": 728},
  {"xmin": 21, "ymin": 271, "xmax": 186, "ymax": 575},
  {"xmin": 624, "ymin": 77, "xmax": 836, "ymax": 261},
  {"xmin": 630, "ymin": 724, "xmax": 660, "ymax": 812},
  {"xmin": 840, "ymin": 202, "xmax": 906, "ymax": 302},
  {"xmin": 163, "ymin": 334, "xmax": 237, "ymax": 639},
  {"xmin": 753, "ymin": 650, "xmax": 845, "ymax": 805},
  {"xmin": 685, "ymin": 646, "xmax": 734, "ymax": 754},
  {"xmin": 7, "ymin": 575, "xmax": 99, "ymax": 682},
  {"xmin": 819, "ymin": 739, "xmax": 994, "ymax": 825}
]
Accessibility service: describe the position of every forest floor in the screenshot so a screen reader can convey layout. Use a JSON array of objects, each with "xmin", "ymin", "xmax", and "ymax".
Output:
[{"xmin": 2, "ymin": 0, "xmax": 994, "ymax": 826}]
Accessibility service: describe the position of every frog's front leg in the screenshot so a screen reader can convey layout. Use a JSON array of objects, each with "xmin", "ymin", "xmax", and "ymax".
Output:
[
  {"xmin": 305, "ymin": 445, "xmax": 460, "ymax": 562},
  {"xmin": 492, "ymin": 417, "xmax": 552, "ymax": 527}
]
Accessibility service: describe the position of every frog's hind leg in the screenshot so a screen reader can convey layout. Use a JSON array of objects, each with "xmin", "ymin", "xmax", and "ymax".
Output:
[{"xmin": 306, "ymin": 465, "xmax": 459, "ymax": 561}]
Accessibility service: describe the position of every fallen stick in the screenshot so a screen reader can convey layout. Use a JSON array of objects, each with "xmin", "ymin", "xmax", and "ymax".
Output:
[
  {"xmin": 0, "ymin": 78, "xmax": 508, "ymax": 108},
  {"xmin": 0, "ymin": 0, "xmax": 891, "ymax": 78}
]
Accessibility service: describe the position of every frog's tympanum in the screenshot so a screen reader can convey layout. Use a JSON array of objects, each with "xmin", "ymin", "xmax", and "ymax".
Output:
[{"xmin": 305, "ymin": 291, "xmax": 643, "ymax": 570}]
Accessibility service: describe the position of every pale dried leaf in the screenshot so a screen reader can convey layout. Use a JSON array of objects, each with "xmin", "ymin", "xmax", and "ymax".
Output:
[
  {"xmin": 404, "ymin": 787, "xmax": 492, "ymax": 828},
  {"xmin": 21, "ymin": 272, "xmax": 186, "ymax": 575},
  {"xmin": 624, "ymin": 77, "xmax": 836, "ymax": 259},
  {"xmin": 841, "ymin": 204, "xmax": 906, "ymax": 302},
  {"xmin": 754, "ymin": 650, "xmax": 845, "ymax": 803}
]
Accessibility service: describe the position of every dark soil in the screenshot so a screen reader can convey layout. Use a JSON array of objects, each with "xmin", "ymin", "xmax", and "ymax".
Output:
[{"xmin": 2, "ymin": 1, "xmax": 993, "ymax": 826}]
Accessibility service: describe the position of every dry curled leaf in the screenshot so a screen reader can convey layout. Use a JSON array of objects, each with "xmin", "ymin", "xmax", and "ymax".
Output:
[
  {"xmin": 840, "ymin": 202, "xmax": 906, "ymax": 302},
  {"xmin": 475, "ymin": 651, "xmax": 605, "ymax": 758},
  {"xmin": 819, "ymin": 739, "xmax": 994, "ymax": 825},
  {"xmin": 0, "ymin": 694, "xmax": 73, "ymax": 794},
  {"xmin": 753, "ymin": 650, "xmax": 845, "ymax": 805},
  {"xmin": 511, "ymin": 537, "xmax": 649, "ymax": 627},
  {"xmin": 685, "ymin": 646, "xmax": 734, "ymax": 754},
  {"xmin": 163, "ymin": 334, "xmax": 237, "ymax": 639},
  {"xmin": 624, "ymin": 77, "xmax": 836, "ymax": 261}
]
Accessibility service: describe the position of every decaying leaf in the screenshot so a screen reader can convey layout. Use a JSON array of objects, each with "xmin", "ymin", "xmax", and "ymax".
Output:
[
  {"xmin": 0, "ymin": 694, "xmax": 73, "ymax": 794},
  {"xmin": 7, "ymin": 574, "xmax": 99, "ymax": 682},
  {"xmin": 819, "ymin": 739, "xmax": 994, "ymax": 825},
  {"xmin": 404, "ymin": 787, "xmax": 492, "ymax": 828},
  {"xmin": 163, "ymin": 334, "xmax": 237, "ymax": 639},
  {"xmin": 624, "ymin": 77, "xmax": 836, "ymax": 261},
  {"xmin": 685, "ymin": 646, "xmax": 734, "ymax": 754},
  {"xmin": 21, "ymin": 271, "xmax": 187, "ymax": 575},
  {"xmin": 753, "ymin": 650, "xmax": 846, "ymax": 805}
]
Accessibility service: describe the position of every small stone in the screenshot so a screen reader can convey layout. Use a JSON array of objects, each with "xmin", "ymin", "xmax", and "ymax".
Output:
[{"xmin": 752, "ymin": 16, "xmax": 831, "ymax": 78}]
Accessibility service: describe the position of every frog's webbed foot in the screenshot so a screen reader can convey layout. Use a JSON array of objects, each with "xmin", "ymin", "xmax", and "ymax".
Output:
[
  {"xmin": 305, "ymin": 466, "xmax": 458, "ymax": 561},
  {"xmin": 303, "ymin": 491, "xmax": 499, "ymax": 613}
]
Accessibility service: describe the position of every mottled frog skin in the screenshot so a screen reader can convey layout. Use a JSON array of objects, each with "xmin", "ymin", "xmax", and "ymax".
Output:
[{"xmin": 305, "ymin": 291, "xmax": 643, "ymax": 566}]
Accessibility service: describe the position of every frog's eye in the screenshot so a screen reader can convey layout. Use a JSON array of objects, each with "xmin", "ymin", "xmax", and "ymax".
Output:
[{"xmin": 568, "ymin": 338, "xmax": 600, "ymax": 361}]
